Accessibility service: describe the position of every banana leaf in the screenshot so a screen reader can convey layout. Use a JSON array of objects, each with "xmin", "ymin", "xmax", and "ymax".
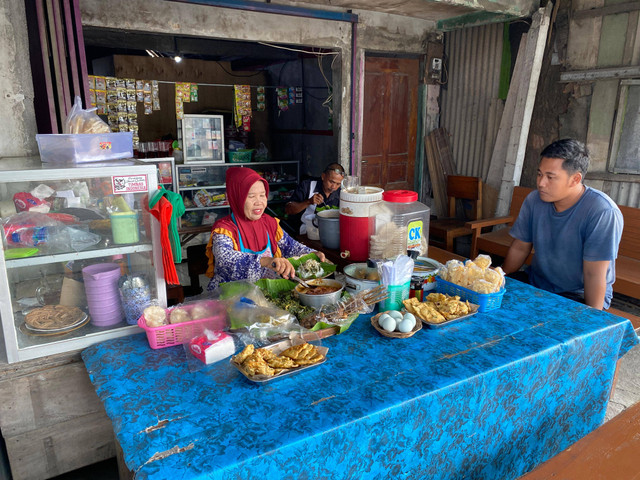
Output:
[
  {"xmin": 288, "ymin": 253, "xmax": 337, "ymax": 279},
  {"xmin": 254, "ymin": 278, "xmax": 297, "ymax": 297}
]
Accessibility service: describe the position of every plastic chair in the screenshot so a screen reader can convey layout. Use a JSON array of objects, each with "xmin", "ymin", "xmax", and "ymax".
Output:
[{"xmin": 429, "ymin": 175, "xmax": 482, "ymax": 253}]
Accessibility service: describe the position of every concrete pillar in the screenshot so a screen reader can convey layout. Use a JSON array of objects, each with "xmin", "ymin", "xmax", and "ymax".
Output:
[{"xmin": 0, "ymin": 0, "xmax": 37, "ymax": 158}]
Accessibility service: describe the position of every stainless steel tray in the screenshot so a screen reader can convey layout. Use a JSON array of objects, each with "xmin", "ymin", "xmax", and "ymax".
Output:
[
  {"xmin": 420, "ymin": 304, "xmax": 479, "ymax": 328},
  {"xmin": 231, "ymin": 339, "xmax": 328, "ymax": 383}
]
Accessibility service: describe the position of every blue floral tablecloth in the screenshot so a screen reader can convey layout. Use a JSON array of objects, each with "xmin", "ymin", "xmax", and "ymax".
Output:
[{"xmin": 82, "ymin": 279, "xmax": 638, "ymax": 480}]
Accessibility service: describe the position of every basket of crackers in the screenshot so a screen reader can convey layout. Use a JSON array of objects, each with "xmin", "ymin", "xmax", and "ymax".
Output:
[
  {"xmin": 138, "ymin": 300, "xmax": 227, "ymax": 349},
  {"xmin": 403, "ymin": 293, "xmax": 479, "ymax": 327},
  {"xmin": 436, "ymin": 255, "xmax": 506, "ymax": 312},
  {"xmin": 231, "ymin": 340, "xmax": 327, "ymax": 382}
]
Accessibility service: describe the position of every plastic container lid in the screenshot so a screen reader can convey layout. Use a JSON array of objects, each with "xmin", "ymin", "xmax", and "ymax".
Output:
[
  {"xmin": 339, "ymin": 186, "xmax": 384, "ymax": 203},
  {"xmin": 382, "ymin": 190, "xmax": 418, "ymax": 203}
]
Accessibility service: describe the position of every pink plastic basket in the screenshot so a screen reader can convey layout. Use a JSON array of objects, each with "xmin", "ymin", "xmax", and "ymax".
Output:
[
  {"xmin": 138, "ymin": 301, "xmax": 227, "ymax": 349},
  {"xmin": 436, "ymin": 277, "xmax": 506, "ymax": 312}
]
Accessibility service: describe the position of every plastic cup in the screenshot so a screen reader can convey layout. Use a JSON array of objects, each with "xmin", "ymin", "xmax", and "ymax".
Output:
[{"xmin": 110, "ymin": 212, "xmax": 140, "ymax": 244}]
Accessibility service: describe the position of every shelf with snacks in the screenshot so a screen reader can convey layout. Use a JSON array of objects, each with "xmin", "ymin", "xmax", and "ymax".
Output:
[
  {"xmin": 176, "ymin": 160, "xmax": 299, "ymax": 230},
  {"xmin": 0, "ymin": 159, "xmax": 167, "ymax": 363}
]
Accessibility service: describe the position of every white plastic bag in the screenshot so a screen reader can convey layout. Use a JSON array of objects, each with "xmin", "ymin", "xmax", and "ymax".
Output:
[{"xmin": 64, "ymin": 96, "xmax": 110, "ymax": 134}]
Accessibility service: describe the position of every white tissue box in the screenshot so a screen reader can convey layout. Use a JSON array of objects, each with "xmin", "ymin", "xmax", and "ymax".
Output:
[{"xmin": 189, "ymin": 331, "xmax": 235, "ymax": 365}]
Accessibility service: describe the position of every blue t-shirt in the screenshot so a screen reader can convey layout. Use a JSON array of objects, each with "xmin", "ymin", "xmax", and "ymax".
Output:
[{"xmin": 509, "ymin": 186, "xmax": 623, "ymax": 309}]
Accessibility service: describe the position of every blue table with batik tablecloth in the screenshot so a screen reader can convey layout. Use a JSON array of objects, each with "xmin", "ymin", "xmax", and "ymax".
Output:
[{"xmin": 82, "ymin": 278, "xmax": 638, "ymax": 480}]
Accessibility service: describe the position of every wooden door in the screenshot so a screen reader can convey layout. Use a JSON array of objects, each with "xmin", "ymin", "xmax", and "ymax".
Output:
[{"xmin": 361, "ymin": 57, "xmax": 419, "ymax": 191}]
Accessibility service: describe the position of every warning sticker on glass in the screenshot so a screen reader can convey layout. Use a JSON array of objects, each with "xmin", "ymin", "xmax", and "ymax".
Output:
[{"xmin": 112, "ymin": 175, "xmax": 148, "ymax": 194}]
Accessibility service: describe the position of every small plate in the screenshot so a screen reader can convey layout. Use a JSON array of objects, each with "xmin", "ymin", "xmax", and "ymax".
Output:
[
  {"xmin": 20, "ymin": 315, "xmax": 90, "ymax": 336},
  {"xmin": 231, "ymin": 340, "xmax": 328, "ymax": 383},
  {"xmin": 23, "ymin": 312, "xmax": 89, "ymax": 333}
]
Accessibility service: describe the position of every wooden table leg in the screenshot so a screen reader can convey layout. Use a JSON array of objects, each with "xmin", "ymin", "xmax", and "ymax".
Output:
[{"xmin": 116, "ymin": 439, "xmax": 134, "ymax": 480}]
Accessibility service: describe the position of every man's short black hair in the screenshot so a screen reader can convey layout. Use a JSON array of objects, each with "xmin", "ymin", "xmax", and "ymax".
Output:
[
  {"xmin": 323, "ymin": 162, "xmax": 345, "ymax": 175},
  {"xmin": 540, "ymin": 139, "xmax": 590, "ymax": 180}
]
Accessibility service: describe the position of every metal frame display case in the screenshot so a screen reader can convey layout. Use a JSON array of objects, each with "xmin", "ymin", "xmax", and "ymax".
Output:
[
  {"xmin": 0, "ymin": 158, "xmax": 166, "ymax": 363},
  {"xmin": 179, "ymin": 114, "xmax": 225, "ymax": 163},
  {"xmin": 175, "ymin": 161, "xmax": 299, "ymax": 228}
]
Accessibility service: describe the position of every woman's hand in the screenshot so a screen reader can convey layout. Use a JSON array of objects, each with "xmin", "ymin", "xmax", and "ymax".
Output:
[
  {"xmin": 261, "ymin": 257, "xmax": 296, "ymax": 279},
  {"xmin": 314, "ymin": 251, "xmax": 326, "ymax": 262}
]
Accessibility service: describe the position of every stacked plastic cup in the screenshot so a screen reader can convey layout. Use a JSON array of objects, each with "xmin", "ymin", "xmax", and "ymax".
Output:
[{"xmin": 82, "ymin": 263, "xmax": 124, "ymax": 327}]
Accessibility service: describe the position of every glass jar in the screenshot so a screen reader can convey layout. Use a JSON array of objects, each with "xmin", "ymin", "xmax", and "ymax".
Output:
[{"xmin": 369, "ymin": 190, "xmax": 430, "ymax": 259}]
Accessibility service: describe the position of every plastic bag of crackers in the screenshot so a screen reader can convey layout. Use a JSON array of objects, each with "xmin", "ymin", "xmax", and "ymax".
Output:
[{"xmin": 438, "ymin": 254, "xmax": 505, "ymax": 294}]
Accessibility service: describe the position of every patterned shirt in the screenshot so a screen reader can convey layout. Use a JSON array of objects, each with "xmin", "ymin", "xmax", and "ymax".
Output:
[{"xmin": 206, "ymin": 225, "xmax": 314, "ymax": 291}]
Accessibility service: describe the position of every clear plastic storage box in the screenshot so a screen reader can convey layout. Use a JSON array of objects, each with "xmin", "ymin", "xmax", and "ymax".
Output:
[
  {"xmin": 369, "ymin": 190, "xmax": 430, "ymax": 259},
  {"xmin": 36, "ymin": 132, "xmax": 133, "ymax": 163}
]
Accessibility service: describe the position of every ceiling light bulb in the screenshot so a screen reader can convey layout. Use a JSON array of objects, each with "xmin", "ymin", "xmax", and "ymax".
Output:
[{"xmin": 174, "ymin": 55, "xmax": 182, "ymax": 63}]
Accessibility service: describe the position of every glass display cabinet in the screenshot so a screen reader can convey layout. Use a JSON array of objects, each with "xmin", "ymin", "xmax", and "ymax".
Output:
[
  {"xmin": 139, "ymin": 156, "xmax": 176, "ymax": 191},
  {"xmin": 180, "ymin": 114, "xmax": 225, "ymax": 163},
  {"xmin": 176, "ymin": 161, "xmax": 299, "ymax": 228},
  {"xmin": 0, "ymin": 158, "xmax": 166, "ymax": 363}
]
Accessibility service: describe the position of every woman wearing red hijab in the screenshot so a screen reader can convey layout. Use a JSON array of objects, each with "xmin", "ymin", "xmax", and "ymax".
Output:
[{"xmin": 206, "ymin": 167, "xmax": 326, "ymax": 291}]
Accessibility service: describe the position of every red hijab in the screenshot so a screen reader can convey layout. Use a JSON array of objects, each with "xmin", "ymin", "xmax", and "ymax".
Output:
[{"xmin": 212, "ymin": 167, "xmax": 279, "ymax": 253}]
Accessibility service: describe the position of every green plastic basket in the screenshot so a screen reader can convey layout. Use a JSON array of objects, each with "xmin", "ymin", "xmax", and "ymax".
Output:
[{"xmin": 227, "ymin": 149, "xmax": 254, "ymax": 163}]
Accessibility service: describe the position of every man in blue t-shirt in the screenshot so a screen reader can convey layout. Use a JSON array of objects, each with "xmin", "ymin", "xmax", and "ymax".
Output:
[{"xmin": 503, "ymin": 139, "xmax": 623, "ymax": 310}]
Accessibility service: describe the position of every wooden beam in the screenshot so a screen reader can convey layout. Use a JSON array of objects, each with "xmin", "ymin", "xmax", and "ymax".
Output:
[
  {"xmin": 573, "ymin": 1, "xmax": 640, "ymax": 21},
  {"xmin": 437, "ymin": 11, "xmax": 519, "ymax": 32},
  {"xmin": 559, "ymin": 66, "xmax": 640, "ymax": 82},
  {"xmin": 495, "ymin": 3, "xmax": 553, "ymax": 217},
  {"xmin": 484, "ymin": 32, "xmax": 527, "ymax": 218}
]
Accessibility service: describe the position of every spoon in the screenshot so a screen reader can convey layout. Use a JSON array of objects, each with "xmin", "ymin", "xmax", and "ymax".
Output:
[{"xmin": 292, "ymin": 275, "xmax": 312, "ymax": 289}]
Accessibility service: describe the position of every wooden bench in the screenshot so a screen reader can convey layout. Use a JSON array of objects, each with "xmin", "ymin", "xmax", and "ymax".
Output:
[
  {"xmin": 466, "ymin": 188, "xmax": 640, "ymax": 329},
  {"xmin": 614, "ymin": 205, "xmax": 640, "ymax": 300},
  {"xmin": 466, "ymin": 186, "xmax": 533, "ymax": 264},
  {"xmin": 518, "ymin": 400, "xmax": 640, "ymax": 479}
]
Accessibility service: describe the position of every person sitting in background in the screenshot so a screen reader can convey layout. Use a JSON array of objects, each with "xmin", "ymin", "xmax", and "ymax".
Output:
[
  {"xmin": 206, "ymin": 167, "xmax": 325, "ymax": 291},
  {"xmin": 285, "ymin": 162, "xmax": 345, "ymax": 235},
  {"xmin": 502, "ymin": 138, "xmax": 623, "ymax": 310}
]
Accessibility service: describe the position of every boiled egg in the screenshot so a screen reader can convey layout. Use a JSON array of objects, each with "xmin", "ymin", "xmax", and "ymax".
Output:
[{"xmin": 380, "ymin": 316, "xmax": 397, "ymax": 332}]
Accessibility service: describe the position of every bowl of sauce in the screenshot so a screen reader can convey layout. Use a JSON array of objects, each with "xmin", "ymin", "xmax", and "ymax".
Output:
[{"xmin": 294, "ymin": 279, "xmax": 345, "ymax": 309}]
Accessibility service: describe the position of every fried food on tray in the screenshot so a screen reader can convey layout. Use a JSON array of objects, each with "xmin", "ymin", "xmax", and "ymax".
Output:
[
  {"xmin": 255, "ymin": 347, "xmax": 277, "ymax": 361},
  {"xmin": 416, "ymin": 303, "xmax": 447, "ymax": 324},
  {"xmin": 234, "ymin": 344, "xmax": 255, "ymax": 364},
  {"xmin": 266, "ymin": 356, "xmax": 298, "ymax": 369},
  {"xmin": 404, "ymin": 293, "xmax": 474, "ymax": 324},
  {"xmin": 233, "ymin": 342, "xmax": 324, "ymax": 378},
  {"xmin": 243, "ymin": 353, "xmax": 275, "ymax": 377},
  {"xmin": 281, "ymin": 343, "xmax": 324, "ymax": 365}
]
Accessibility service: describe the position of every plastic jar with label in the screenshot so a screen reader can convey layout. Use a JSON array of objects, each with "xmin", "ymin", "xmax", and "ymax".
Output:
[{"xmin": 369, "ymin": 190, "xmax": 430, "ymax": 259}]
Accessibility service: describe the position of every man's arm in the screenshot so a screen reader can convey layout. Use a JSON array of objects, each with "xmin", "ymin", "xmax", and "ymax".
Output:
[
  {"xmin": 285, "ymin": 197, "xmax": 312, "ymax": 215},
  {"xmin": 583, "ymin": 259, "xmax": 609, "ymax": 310},
  {"xmin": 502, "ymin": 238, "xmax": 533, "ymax": 275}
]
